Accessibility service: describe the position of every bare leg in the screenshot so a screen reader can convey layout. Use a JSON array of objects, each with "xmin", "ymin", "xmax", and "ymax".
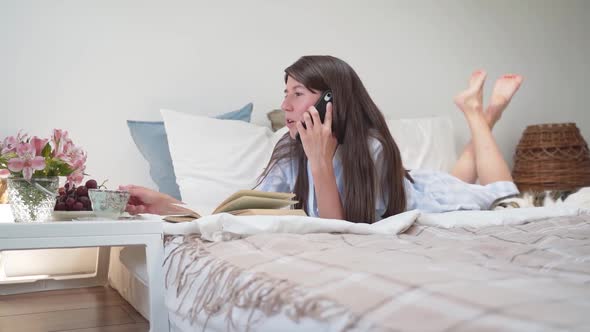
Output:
[
  {"xmin": 453, "ymin": 71, "xmax": 513, "ymax": 185},
  {"xmin": 451, "ymin": 73, "xmax": 523, "ymax": 183}
]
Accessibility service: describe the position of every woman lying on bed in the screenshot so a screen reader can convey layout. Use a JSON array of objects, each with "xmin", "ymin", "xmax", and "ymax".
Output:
[{"xmin": 123, "ymin": 55, "xmax": 523, "ymax": 223}]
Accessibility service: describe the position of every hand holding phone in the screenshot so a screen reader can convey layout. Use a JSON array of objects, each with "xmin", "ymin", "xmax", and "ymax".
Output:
[{"xmin": 296, "ymin": 90, "xmax": 333, "ymax": 142}]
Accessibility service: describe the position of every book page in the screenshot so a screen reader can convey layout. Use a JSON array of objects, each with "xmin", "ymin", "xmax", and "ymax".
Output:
[
  {"xmin": 163, "ymin": 215, "xmax": 199, "ymax": 223},
  {"xmin": 229, "ymin": 209, "xmax": 307, "ymax": 216},
  {"xmin": 213, "ymin": 196, "xmax": 297, "ymax": 214},
  {"xmin": 215, "ymin": 190, "xmax": 295, "ymax": 212},
  {"xmin": 162, "ymin": 208, "xmax": 201, "ymax": 223}
]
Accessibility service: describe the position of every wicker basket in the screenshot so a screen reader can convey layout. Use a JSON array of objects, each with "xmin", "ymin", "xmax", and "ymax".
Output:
[{"xmin": 512, "ymin": 123, "xmax": 590, "ymax": 191}]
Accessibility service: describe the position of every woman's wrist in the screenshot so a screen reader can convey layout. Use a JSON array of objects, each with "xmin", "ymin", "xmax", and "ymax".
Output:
[
  {"xmin": 311, "ymin": 160, "xmax": 344, "ymax": 220},
  {"xmin": 158, "ymin": 192, "xmax": 182, "ymax": 204},
  {"xmin": 310, "ymin": 159, "xmax": 334, "ymax": 178},
  {"xmin": 161, "ymin": 201, "xmax": 193, "ymax": 215}
]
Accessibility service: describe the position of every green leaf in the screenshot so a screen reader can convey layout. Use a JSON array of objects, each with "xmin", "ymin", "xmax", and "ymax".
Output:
[
  {"xmin": 56, "ymin": 159, "xmax": 74, "ymax": 176},
  {"xmin": 41, "ymin": 143, "xmax": 52, "ymax": 158},
  {"xmin": 43, "ymin": 158, "xmax": 74, "ymax": 177},
  {"xmin": 4, "ymin": 152, "xmax": 17, "ymax": 160},
  {"xmin": 33, "ymin": 169, "xmax": 47, "ymax": 177}
]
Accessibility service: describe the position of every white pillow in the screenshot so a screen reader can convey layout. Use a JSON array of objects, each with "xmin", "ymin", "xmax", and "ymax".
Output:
[
  {"xmin": 161, "ymin": 109, "xmax": 287, "ymax": 215},
  {"xmin": 387, "ymin": 116, "xmax": 457, "ymax": 172},
  {"xmin": 163, "ymin": 110, "xmax": 455, "ymax": 213}
]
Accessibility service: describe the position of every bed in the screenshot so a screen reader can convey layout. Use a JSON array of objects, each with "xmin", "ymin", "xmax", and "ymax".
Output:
[
  {"xmin": 109, "ymin": 109, "xmax": 590, "ymax": 331},
  {"xmin": 162, "ymin": 212, "xmax": 590, "ymax": 332}
]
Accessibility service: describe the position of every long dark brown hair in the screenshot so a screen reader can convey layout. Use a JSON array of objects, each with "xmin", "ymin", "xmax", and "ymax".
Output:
[{"xmin": 257, "ymin": 55, "xmax": 411, "ymax": 223}]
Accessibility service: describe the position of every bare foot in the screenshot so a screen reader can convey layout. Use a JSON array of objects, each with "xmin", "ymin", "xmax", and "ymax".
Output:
[
  {"xmin": 486, "ymin": 74, "xmax": 524, "ymax": 126},
  {"xmin": 454, "ymin": 70, "xmax": 487, "ymax": 115}
]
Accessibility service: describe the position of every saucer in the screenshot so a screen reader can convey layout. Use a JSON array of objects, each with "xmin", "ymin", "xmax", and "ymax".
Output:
[
  {"xmin": 52, "ymin": 211, "xmax": 95, "ymax": 221},
  {"xmin": 52, "ymin": 210, "xmax": 134, "ymax": 221}
]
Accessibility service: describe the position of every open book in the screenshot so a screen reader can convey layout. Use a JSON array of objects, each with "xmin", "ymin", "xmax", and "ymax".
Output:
[{"xmin": 163, "ymin": 190, "xmax": 306, "ymax": 222}]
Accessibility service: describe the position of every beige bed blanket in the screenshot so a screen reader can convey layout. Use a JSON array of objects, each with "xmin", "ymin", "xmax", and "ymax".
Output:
[{"xmin": 165, "ymin": 214, "xmax": 590, "ymax": 331}]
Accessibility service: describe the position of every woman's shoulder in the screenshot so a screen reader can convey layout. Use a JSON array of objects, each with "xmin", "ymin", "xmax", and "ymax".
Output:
[
  {"xmin": 367, "ymin": 134, "xmax": 384, "ymax": 157},
  {"xmin": 337, "ymin": 135, "xmax": 383, "ymax": 161}
]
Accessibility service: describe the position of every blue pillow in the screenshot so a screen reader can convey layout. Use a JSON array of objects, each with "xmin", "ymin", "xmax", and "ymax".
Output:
[{"xmin": 127, "ymin": 103, "xmax": 253, "ymax": 200}]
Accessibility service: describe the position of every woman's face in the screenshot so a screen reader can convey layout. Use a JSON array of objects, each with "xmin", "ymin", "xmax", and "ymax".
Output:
[{"xmin": 281, "ymin": 76, "xmax": 321, "ymax": 139}]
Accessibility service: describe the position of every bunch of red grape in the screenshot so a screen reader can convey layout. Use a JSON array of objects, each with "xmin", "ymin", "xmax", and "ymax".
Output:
[{"xmin": 54, "ymin": 179, "xmax": 98, "ymax": 211}]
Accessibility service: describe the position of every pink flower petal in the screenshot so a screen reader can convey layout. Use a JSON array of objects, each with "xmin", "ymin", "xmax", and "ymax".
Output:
[
  {"xmin": 16, "ymin": 131, "xmax": 28, "ymax": 142},
  {"xmin": 30, "ymin": 136, "xmax": 49, "ymax": 156},
  {"xmin": 67, "ymin": 171, "xmax": 84, "ymax": 185},
  {"xmin": 16, "ymin": 143, "xmax": 35, "ymax": 158},
  {"xmin": 7, "ymin": 158, "xmax": 24, "ymax": 172},
  {"xmin": 0, "ymin": 169, "xmax": 9, "ymax": 178},
  {"xmin": 2, "ymin": 136, "xmax": 18, "ymax": 154},
  {"xmin": 3, "ymin": 136, "xmax": 16, "ymax": 147},
  {"xmin": 22, "ymin": 167, "xmax": 33, "ymax": 180},
  {"xmin": 31, "ymin": 156, "xmax": 46, "ymax": 170},
  {"xmin": 53, "ymin": 129, "xmax": 68, "ymax": 142},
  {"xmin": 52, "ymin": 129, "xmax": 69, "ymax": 157}
]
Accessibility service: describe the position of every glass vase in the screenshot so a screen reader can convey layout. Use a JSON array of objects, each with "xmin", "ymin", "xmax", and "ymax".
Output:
[
  {"xmin": 7, "ymin": 176, "xmax": 59, "ymax": 223},
  {"xmin": 0, "ymin": 178, "xmax": 7, "ymax": 204}
]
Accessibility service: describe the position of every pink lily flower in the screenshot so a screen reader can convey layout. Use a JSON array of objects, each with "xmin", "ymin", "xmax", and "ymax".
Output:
[
  {"xmin": 59, "ymin": 140, "xmax": 86, "ymax": 169},
  {"xmin": 30, "ymin": 136, "xmax": 49, "ymax": 156},
  {"xmin": 51, "ymin": 129, "xmax": 69, "ymax": 157},
  {"xmin": 65, "ymin": 150, "xmax": 87, "ymax": 185},
  {"xmin": 54, "ymin": 138, "xmax": 74, "ymax": 160},
  {"xmin": 53, "ymin": 129, "xmax": 68, "ymax": 142},
  {"xmin": 7, "ymin": 143, "xmax": 46, "ymax": 180},
  {"xmin": 2, "ymin": 131, "xmax": 28, "ymax": 155},
  {"xmin": 2, "ymin": 136, "xmax": 18, "ymax": 155},
  {"xmin": 67, "ymin": 170, "xmax": 85, "ymax": 185}
]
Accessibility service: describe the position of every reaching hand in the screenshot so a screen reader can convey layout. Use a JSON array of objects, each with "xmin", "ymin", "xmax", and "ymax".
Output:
[
  {"xmin": 296, "ymin": 102, "xmax": 338, "ymax": 172},
  {"xmin": 119, "ymin": 185, "xmax": 182, "ymax": 215}
]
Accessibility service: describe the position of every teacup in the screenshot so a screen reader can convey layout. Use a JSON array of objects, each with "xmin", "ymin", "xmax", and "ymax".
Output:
[{"xmin": 88, "ymin": 189, "xmax": 130, "ymax": 219}]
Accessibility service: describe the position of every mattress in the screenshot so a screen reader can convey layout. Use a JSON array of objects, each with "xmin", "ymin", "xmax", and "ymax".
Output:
[
  {"xmin": 164, "ymin": 214, "xmax": 590, "ymax": 332},
  {"xmin": 108, "ymin": 245, "xmax": 151, "ymax": 320}
]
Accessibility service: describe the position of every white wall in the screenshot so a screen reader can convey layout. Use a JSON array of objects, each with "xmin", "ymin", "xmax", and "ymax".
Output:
[{"xmin": 1, "ymin": 0, "xmax": 589, "ymax": 189}]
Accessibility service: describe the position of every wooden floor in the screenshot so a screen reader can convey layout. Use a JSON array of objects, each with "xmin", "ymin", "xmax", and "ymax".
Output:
[{"xmin": 0, "ymin": 286, "xmax": 149, "ymax": 332}]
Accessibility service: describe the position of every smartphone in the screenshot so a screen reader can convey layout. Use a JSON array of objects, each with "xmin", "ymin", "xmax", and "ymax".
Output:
[{"xmin": 296, "ymin": 90, "xmax": 333, "ymax": 142}]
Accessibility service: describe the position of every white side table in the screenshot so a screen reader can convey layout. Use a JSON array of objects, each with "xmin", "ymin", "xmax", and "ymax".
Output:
[{"xmin": 0, "ymin": 218, "xmax": 169, "ymax": 332}]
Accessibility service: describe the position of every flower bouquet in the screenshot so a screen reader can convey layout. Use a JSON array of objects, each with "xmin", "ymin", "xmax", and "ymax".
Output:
[{"xmin": 0, "ymin": 129, "xmax": 87, "ymax": 222}]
